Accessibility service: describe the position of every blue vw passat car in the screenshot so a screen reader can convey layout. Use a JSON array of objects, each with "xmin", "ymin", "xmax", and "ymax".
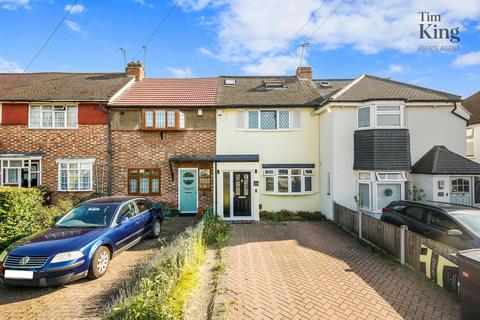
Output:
[{"xmin": 0, "ymin": 196, "xmax": 163, "ymax": 287}]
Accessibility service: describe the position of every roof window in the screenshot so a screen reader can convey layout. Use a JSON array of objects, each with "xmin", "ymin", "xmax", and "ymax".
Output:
[
  {"xmin": 318, "ymin": 81, "xmax": 332, "ymax": 88},
  {"xmin": 224, "ymin": 79, "xmax": 236, "ymax": 86},
  {"xmin": 264, "ymin": 79, "xmax": 286, "ymax": 89}
]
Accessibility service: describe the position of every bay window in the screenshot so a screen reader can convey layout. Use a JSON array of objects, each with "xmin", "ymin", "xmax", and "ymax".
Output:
[
  {"xmin": 357, "ymin": 171, "xmax": 406, "ymax": 212},
  {"xmin": 237, "ymin": 109, "xmax": 302, "ymax": 131},
  {"xmin": 142, "ymin": 109, "xmax": 185, "ymax": 130},
  {"xmin": 357, "ymin": 104, "xmax": 405, "ymax": 129},
  {"xmin": 57, "ymin": 159, "xmax": 94, "ymax": 192},
  {"xmin": 263, "ymin": 168, "xmax": 314, "ymax": 194},
  {"xmin": 29, "ymin": 105, "xmax": 78, "ymax": 129},
  {"xmin": 128, "ymin": 168, "xmax": 160, "ymax": 195}
]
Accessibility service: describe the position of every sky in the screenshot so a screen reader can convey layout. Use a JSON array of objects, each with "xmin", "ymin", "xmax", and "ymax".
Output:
[{"xmin": 0, "ymin": 0, "xmax": 479, "ymax": 98}]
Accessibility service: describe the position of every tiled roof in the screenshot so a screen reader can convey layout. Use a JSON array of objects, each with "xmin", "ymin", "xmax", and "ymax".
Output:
[
  {"xmin": 331, "ymin": 75, "xmax": 461, "ymax": 102},
  {"xmin": 111, "ymin": 78, "xmax": 219, "ymax": 106},
  {"xmin": 463, "ymin": 91, "xmax": 480, "ymax": 125},
  {"xmin": 0, "ymin": 73, "xmax": 133, "ymax": 101},
  {"xmin": 411, "ymin": 146, "xmax": 480, "ymax": 174},
  {"xmin": 217, "ymin": 76, "xmax": 323, "ymax": 106}
]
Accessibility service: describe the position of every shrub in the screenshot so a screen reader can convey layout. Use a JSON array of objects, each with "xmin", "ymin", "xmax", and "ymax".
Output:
[
  {"xmin": 202, "ymin": 211, "xmax": 231, "ymax": 247},
  {"xmin": 260, "ymin": 210, "xmax": 326, "ymax": 221},
  {"xmin": 0, "ymin": 187, "xmax": 73, "ymax": 250}
]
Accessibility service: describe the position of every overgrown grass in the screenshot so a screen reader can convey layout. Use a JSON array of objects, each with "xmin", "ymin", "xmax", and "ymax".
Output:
[
  {"xmin": 106, "ymin": 212, "xmax": 230, "ymax": 320},
  {"xmin": 260, "ymin": 210, "xmax": 326, "ymax": 222}
]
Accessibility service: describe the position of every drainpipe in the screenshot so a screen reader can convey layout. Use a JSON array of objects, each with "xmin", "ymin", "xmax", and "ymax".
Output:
[
  {"xmin": 107, "ymin": 108, "xmax": 113, "ymax": 196},
  {"xmin": 214, "ymin": 161, "xmax": 218, "ymax": 215}
]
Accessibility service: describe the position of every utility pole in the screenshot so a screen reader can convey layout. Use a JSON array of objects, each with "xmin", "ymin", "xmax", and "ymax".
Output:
[
  {"xmin": 119, "ymin": 48, "xmax": 127, "ymax": 68},
  {"xmin": 299, "ymin": 42, "xmax": 310, "ymax": 67}
]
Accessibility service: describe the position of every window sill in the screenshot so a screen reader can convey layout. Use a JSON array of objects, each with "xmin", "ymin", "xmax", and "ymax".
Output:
[
  {"xmin": 355, "ymin": 126, "xmax": 406, "ymax": 130},
  {"xmin": 263, "ymin": 192, "xmax": 315, "ymax": 196},
  {"xmin": 28, "ymin": 127, "xmax": 79, "ymax": 130},
  {"xmin": 140, "ymin": 127, "xmax": 185, "ymax": 131},
  {"xmin": 58, "ymin": 189, "xmax": 93, "ymax": 192},
  {"xmin": 238, "ymin": 129, "xmax": 301, "ymax": 132}
]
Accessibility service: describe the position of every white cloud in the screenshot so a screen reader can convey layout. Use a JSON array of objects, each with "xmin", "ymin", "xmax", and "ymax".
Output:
[
  {"xmin": 187, "ymin": 0, "xmax": 480, "ymax": 74},
  {"xmin": 64, "ymin": 4, "xmax": 85, "ymax": 14},
  {"xmin": 134, "ymin": 0, "xmax": 154, "ymax": 8},
  {"xmin": 179, "ymin": 0, "xmax": 224, "ymax": 11},
  {"xmin": 0, "ymin": 57, "xmax": 23, "ymax": 72},
  {"xmin": 65, "ymin": 20, "xmax": 81, "ymax": 32},
  {"xmin": 388, "ymin": 64, "xmax": 404, "ymax": 74},
  {"xmin": 166, "ymin": 67, "xmax": 194, "ymax": 78},
  {"xmin": 242, "ymin": 54, "xmax": 303, "ymax": 75},
  {"xmin": 0, "ymin": 0, "xmax": 29, "ymax": 10},
  {"xmin": 454, "ymin": 51, "xmax": 480, "ymax": 67}
]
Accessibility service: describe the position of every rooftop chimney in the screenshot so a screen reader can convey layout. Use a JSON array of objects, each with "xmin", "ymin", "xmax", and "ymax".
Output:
[
  {"xmin": 126, "ymin": 60, "xmax": 145, "ymax": 81},
  {"xmin": 296, "ymin": 66, "xmax": 312, "ymax": 80}
]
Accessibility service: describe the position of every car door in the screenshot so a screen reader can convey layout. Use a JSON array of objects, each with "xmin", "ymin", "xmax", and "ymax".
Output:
[
  {"xmin": 134, "ymin": 199, "xmax": 151, "ymax": 237},
  {"xmin": 110, "ymin": 201, "xmax": 140, "ymax": 250},
  {"xmin": 397, "ymin": 206, "xmax": 426, "ymax": 234},
  {"xmin": 423, "ymin": 210, "xmax": 471, "ymax": 249}
]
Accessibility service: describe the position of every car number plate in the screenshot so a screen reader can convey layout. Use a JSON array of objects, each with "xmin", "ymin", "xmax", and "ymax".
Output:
[{"xmin": 4, "ymin": 270, "xmax": 34, "ymax": 279}]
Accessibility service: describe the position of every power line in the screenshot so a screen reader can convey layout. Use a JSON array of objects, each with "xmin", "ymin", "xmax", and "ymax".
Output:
[
  {"xmin": 22, "ymin": 0, "xmax": 79, "ymax": 72},
  {"xmin": 254, "ymin": 1, "xmax": 327, "ymax": 75},
  {"xmin": 132, "ymin": 0, "xmax": 180, "ymax": 61},
  {"xmin": 256, "ymin": 0, "xmax": 346, "ymax": 75}
]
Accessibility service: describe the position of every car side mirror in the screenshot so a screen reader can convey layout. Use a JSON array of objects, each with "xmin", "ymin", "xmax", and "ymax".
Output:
[
  {"xmin": 447, "ymin": 229, "xmax": 463, "ymax": 237},
  {"xmin": 118, "ymin": 216, "xmax": 129, "ymax": 224},
  {"xmin": 53, "ymin": 216, "xmax": 61, "ymax": 223}
]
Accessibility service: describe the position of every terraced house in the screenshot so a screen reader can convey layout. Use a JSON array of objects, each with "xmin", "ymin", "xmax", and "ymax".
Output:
[
  {"xmin": 0, "ymin": 72, "xmax": 133, "ymax": 201},
  {"xmin": 1, "ymin": 63, "xmax": 479, "ymax": 220}
]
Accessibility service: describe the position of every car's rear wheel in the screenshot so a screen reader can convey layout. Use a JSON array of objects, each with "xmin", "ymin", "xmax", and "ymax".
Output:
[
  {"xmin": 149, "ymin": 218, "xmax": 161, "ymax": 239},
  {"xmin": 88, "ymin": 246, "xmax": 110, "ymax": 279}
]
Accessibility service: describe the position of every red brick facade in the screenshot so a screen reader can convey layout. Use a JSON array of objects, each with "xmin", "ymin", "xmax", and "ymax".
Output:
[
  {"xmin": 0, "ymin": 103, "xmax": 109, "ymax": 201},
  {"xmin": 110, "ymin": 129, "xmax": 216, "ymax": 210}
]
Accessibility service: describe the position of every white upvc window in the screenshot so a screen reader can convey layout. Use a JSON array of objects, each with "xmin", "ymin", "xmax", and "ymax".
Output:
[
  {"xmin": 467, "ymin": 127, "xmax": 474, "ymax": 158},
  {"xmin": 356, "ymin": 171, "xmax": 406, "ymax": 212},
  {"xmin": 237, "ymin": 109, "xmax": 302, "ymax": 131},
  {"xmin": 0, "ymin": 158, "xmax": 42, "ymax": 188},
  {"xmin": 57, "ymin": 158, "xmax": 94, "ymax": 192},
  {"xmin": 29, "ymin": 105, "xmax": 78, "ymax": 129},
  {"xmin": 263, "ymin": 168, "xmax": 313, "ymax": 195},
  {"xmin": 357, "ymin": 104, "xmax": 405, "ymax": 129}
]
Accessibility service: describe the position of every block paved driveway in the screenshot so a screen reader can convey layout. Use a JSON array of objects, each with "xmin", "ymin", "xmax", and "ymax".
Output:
[
  {"xmin": 0, "ymin": 216, "xmax": 196, "ymax": 320},
  {"xmin": 224, "ymin": 222, "xmax": 460, "ymax": 320}
]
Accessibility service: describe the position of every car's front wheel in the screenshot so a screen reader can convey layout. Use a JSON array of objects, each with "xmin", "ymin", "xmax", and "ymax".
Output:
[
  {"xmin": 149, "ymin": 218, "xmax": 161, "ymax": 239},
  {"xmin": 88, "ymin": 246, "xmax": 110, "ymax": 279}
]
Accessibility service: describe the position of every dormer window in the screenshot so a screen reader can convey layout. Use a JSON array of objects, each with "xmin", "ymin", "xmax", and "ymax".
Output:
[
  {"xmin": 141, "ymin": 109, "xmax": 185, "ymax": 130},
  {"xmin": 357, "ymin": 104, "xmax": 405, "ymax": 129},
  {"xmin": 264, "ymin": 79, "xmax": 286, "ymax": 89}
]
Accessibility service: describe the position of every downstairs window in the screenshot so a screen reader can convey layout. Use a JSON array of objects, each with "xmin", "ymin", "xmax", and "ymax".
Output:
[
  {"xmin": 128, "ymin": 169, "xmax": 160, "ymax": 195},
  {"xmin": 264, "ymin": 168, "xmax": 313, "ymax": 194}
]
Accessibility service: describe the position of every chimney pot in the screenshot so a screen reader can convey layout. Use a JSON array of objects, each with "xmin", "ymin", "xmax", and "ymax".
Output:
[
  {"xmin": 296, "ymin": 66, "xmax": 312, "ymax": 80},
  {"xmin": 126, "ymin": 61, "xmax": 145, "ymax": 81}
]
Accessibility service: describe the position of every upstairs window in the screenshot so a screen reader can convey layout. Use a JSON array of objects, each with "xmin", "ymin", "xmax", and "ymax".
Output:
[
  {"xmin": 467, "ymin": 127, "xmax": 474, "ymax": 157},
  {"xmin": 357, "ymin": 105, "xmax": 405, "ymax": 129},
  {"xmin": 142, "ymin": 109, "xmax": 185, "ymax": 130},
  {"xmin": 29, "ymin": 105, "xmax": 78, "ymax": 129},
  {"xmin": 238, "ymin": 109, "xmax": 301, "ymax": 131}
]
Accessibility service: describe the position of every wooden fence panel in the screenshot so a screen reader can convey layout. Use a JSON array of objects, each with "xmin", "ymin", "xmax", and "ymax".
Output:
[
  {"xmin": 405, "ymin": 230, "xmax": 458, "ymax": 271},
  {"xmin": 361, "ymin": 214, "xmax": 401, "ymax": 259},
  {"xmin": 333, "ymin": 202, "xmax": 358, "ymax": 235}
]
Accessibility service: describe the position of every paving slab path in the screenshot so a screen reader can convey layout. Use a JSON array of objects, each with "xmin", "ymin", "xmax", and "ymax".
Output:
[
  {"xmin": 0, "ymin": 216, "xmax": 196, "ymax": 320},
  {"xmin": 224, "ymin": 221, "xmax": 461, "ymax": 320}
]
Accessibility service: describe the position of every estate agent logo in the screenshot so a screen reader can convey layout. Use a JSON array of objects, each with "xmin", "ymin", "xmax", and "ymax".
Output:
[{"xmin": 418, "ymin": 12, "xmax": 460, "ymax": 52}]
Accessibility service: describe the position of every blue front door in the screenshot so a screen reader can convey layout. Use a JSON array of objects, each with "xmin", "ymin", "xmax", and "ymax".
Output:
[{"xmin": 179, "ymin": 169, "xmax": 198, "ymax": 214}]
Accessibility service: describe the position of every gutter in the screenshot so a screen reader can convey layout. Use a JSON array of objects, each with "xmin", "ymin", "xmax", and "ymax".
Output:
[{"xmin": 451, "ymin": 101, "xmax": 469, "ymax": 122}]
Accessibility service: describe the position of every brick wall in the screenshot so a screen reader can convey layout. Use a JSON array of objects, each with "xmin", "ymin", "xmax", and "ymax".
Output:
[
  {"xmin": 0, "ymin": 124, "xmax": 109, "ymax": 201},
  {"xmin": 111, "ymin": 129, "xmax": 216, "ymax": 210}
]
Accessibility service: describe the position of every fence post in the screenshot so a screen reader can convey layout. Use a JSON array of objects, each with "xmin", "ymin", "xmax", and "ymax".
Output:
[
  {"xmin": 400, "ymin": 225, "xmax": 407, "ymax": 265},
  {"xmin": 358, "ymin": 210, "xmax": 362, "ymax": 239}
]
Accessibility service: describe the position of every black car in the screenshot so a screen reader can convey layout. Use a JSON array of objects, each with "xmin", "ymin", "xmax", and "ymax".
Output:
[{"xmin": 381, "ymin": 200, "xmax": 480, "ymax": 250}]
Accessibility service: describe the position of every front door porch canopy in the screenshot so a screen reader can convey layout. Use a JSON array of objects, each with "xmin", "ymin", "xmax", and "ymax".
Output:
[{"xmin": 411, "ymin": 146, "xmax": 480, "ymax": 175}]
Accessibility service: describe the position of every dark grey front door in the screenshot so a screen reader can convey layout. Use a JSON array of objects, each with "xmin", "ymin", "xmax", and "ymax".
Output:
[{"xmin": 233, "ymin": 172, "xmax": 251, "ymax": 217}]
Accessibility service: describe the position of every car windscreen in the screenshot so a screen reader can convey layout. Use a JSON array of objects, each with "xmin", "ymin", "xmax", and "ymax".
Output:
[
  {"xmin": 454, "ymin": 214, "xmax": 480, "ymax": 237},
  {"xmin": 55, "ymin": 204, "xmax": 119, "ymax": 228}
]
